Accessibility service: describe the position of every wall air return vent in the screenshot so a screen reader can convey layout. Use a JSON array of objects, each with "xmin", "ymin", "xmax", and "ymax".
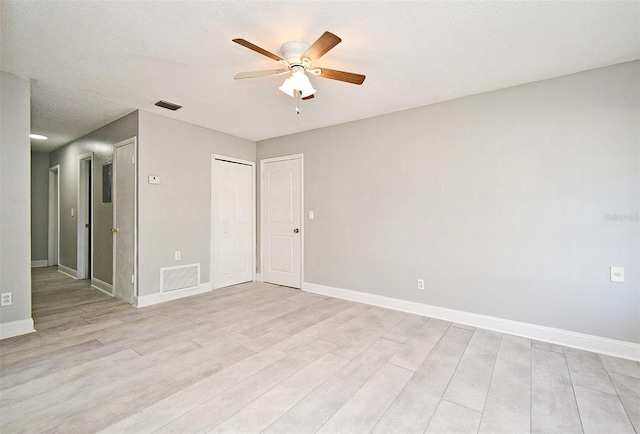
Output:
[
  {"xmin": 154, "ymin": 100, "xmax": 182, "ymax": 111},
  {"xmin": 160, "ymin": 263, "xmax": 200, "ymax": 292}
]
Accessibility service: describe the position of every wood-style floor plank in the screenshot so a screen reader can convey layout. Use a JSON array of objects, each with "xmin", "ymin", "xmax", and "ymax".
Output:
[
  {"xmin": 478, "ymin": 335, "xmax": 531, "ymax": 434},
  {"xmin": 442, "ymin": 328, "xmax": 501, "ymax": 413},
  {"xmin": 371, "ymin": 326, "xmax": 473, "ymax": 434},
  {"xmin": 531, "ymin": 347, "xmax": 582, "ymax": 433},
  {"xmin": 264, "ymin": 338, "xmax": 402, "ymax": 434}
]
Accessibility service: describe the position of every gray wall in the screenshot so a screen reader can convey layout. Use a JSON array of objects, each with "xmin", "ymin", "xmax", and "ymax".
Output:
[
  {"xmin": 49, "ymin": 111, "xmax": 138, "ymax": 283},
  {"xmin": 258, "ymin": 61, "xmax": 640, "ymax": 343},
  {"xmin": 31, "ymin": 151, "xmax": 50, "ymax": 263},
  {"xmin": 137, "ymin": 110, "xmax": 255, "ymax": 296},
  {"xmin": 0, "ymin": 71, "xmax": 32, "ymax": 325}
]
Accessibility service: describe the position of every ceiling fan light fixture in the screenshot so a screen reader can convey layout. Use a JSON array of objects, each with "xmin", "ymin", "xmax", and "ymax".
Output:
[
  {"xmin": 279, "ymin": 70, "xmax": 316, "ymax": 98},
  {"xmin": 278, "ymin": 77, "xmax": 296, "ymax": 97}
]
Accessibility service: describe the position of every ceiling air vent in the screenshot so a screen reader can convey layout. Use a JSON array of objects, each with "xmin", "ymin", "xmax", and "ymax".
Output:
[{"xmin": 154, "ymin": 100, "xmax": 182, "ymax": 111}]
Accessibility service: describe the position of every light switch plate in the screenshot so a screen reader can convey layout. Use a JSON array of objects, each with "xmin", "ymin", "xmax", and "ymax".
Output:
[
  {"xmin": 610, "ymin": 267, "xmax": 624, "ymax": 283},
  {"xmin": 309, "ymin": 211, "xmax": 314, "ymax": 220}
]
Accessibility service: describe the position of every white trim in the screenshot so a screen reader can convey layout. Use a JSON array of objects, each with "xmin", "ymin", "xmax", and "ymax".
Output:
[
  {"xmin": 259, "ymin": 154, "xmax": 304, "ymax": 289},
  {"xmin": 31, "ymin": 260, "xmax": 48, "ymax": 268},
  {"xmin": 58, "ymin": 264, "xmax": 78, "ymax": 279},
  {"xmin": 48, "ymin": 165, "xmax": 60, "ymax": 267},
  {"xmin": 77, "ymin": 152, "xmax": 94, "ymax": 280},
  {"xmin": 0, "ymin": 318, "xmax": 36, "ymax": 340},
  {"xmin": 303, "ymin": 282, "xmax": 640, "ymax": 362},
  {"xmin": 300, "ymin": 155, "xmax": 304, "ymax": 288},
  {"xmin": 255, "ymin": 273, "xmax": 262, "ymax": 282},
  {"xmin": 91, "ymin": 278, "xmax": 113, "ymax": 295},
  {"xmin": 211, "ymin": 155, "xmax": 256, "ymax": 289},
  {"xmin": 135, "ymin": 282, "xmax": 212, "ymax": 308}
]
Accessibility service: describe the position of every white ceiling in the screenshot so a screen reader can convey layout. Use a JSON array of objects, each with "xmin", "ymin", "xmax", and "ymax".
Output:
[{"xmin": 1, "ymin": 1, "xmax": 638, "ymax": 153}]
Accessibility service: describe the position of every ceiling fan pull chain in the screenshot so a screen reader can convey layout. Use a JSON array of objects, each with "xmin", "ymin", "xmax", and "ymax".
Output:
[{"xmin": 295, "ymin": 91, "xmax": 301, "ymax": 114}]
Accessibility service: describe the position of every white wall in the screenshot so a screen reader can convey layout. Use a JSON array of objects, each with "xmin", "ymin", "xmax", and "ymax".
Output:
[
  {"xmin": 0, "ymin": 71, "xmax": 33, "ymax": 334},
  {"xmin": 258, "ymin": 61, "xmax": 640, "ymax": 344},
  {"xmin": 31, "ymin": 151, "xmax": 50, "ymax": 263},
  {"xmin": 137, "ymin": 110, "xmax": 255, "ymax": 296}
]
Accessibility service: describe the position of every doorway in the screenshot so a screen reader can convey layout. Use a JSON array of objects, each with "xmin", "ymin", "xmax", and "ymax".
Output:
[
  {"xmin": 48, "ymin": 165, "xmax": 60, "ymax": 267},
  {"xmin": 77, "ymin": 153, "xmax": 93, "ymax": 280},
  {"xmin": 112, "ymin": 137, "xmax": 137, "ymax": 304},
  {"xmin": 260, "ymin": 154, "xmax": 303, "ymax": 288},
  {"xmin": 211, "ymin": 155, "xmax": 255, "ymax": 289}
]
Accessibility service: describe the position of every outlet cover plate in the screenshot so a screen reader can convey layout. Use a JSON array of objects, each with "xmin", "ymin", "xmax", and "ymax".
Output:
[
  {"xmin": 611, "ymin": 267, "xmax": 624, "ymax": 283},
  {"xmin": 1, "ymin": 292, "xmax": 13, "ymax": 306}
]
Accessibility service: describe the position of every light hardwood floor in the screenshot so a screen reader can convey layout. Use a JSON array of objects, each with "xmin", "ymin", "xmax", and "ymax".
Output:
[{"xmin": 1, "ymin": 267, "xmax": 638, "ymax": 433}]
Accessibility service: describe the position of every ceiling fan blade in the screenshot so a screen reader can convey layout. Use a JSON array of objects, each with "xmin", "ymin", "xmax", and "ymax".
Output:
[
  {"xmin": 318, "ymin": 68, "xmax": 366, "ymax": 85},
  {"xmin": 301, "ymin": 31, "xmax": 341, "ymax": 61},
  {"xmin": 234, "ymin": 69, "xmax": 289, "ymax": 80},
  {"xmin": 301, "ymin": 94, "xmax": 315, "ymax": 100},
  {"xmin": 232, "ymin": 38, "xmax": 284, "ymax": 62}
]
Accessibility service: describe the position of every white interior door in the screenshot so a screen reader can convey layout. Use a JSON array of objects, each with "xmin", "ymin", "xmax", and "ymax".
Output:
[
  {"xmin": 113, "ymin": 138, "xmax": 137, "ymax": 304},
  {"xmin": 212, "ymin": 157, "xmax": 254, "ymax": 289},
  {"xmin": 48, "ymin": 166, "xmax": 60, "ymax": 266},
  {"xmin": 77, "ymin": 155, "xmax": 92, "ymax": 279},
  {"xmin": 261, "ymin": 155, "xmax": 302, "ymax": 288}
]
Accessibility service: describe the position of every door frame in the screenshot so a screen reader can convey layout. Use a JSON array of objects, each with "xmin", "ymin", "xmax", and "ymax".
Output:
[
  {"xmin": 48, "ymin": 165, "xmax": 60, "ymax": 267},
  {"xmin": 112, "ymin": 137, "xmax": 138, "ymax": 301},
  {"xmin": 259, "ymin": 154, "xmax": 304, "ymax": 287},
  {"xmin": 77, "ymin": 152, "xmax": 93, "ymax": 279},
  {"xmin": 210, "ymin": 154, "xmax": 256, "ymax": 289}
]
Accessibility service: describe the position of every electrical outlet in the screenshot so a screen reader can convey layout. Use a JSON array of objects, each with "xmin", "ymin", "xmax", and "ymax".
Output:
[
  {"xmin": 1, "ymin": 292, "xmax": 13, "ymax": 306},
  {"xmin": 175, "ymin": 251, "xmax": 181, "ymax": 261},
  {"xmin": 611, "ymin": 267, "xmax": 624, "ymax": 283},
  {"xmin": 417, "ymin": 279, "xmax": 424, "ymax": 290}
]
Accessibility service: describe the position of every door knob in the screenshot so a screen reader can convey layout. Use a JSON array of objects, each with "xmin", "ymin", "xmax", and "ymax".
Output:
[
  {"xmin": 293, "ymin": 228, "xmax": 299, "ymax": 233},
  {"xmin": 111, "ymin": 227, "xmax": 118, "ymax": 233}
]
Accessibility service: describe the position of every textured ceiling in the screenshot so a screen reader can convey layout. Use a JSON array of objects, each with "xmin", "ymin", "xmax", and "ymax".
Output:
[{"xmin": 1, "ymin": 1, "xmax": 638, "ymax": 153}]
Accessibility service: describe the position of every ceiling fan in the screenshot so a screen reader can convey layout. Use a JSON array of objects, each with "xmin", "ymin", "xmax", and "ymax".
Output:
[{"xmin": 232, "ymin": 31, "xmax": 366, "ymax": 113}]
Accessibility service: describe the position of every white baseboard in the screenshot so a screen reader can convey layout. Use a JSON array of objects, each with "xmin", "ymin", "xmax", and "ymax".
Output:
[
  {"xmin": 31, "ymin": 260, "xmax": 48, "ymax": 268},
  {"xmin": 58, "ymin": 264, "xmax": 77, "ymax": 279},
  {"xmin": 91, "ymin": 278, "xmax": 113, "ymax": 296},
  {"xmin": 135, "ymin": 282, "xmax": 212, "ymax": 308},
  {"xmin": 303, "ymin": 282, "xmax": 640, "ymax": 362},
  {"xmin": 255, "ymin": 273, "xmax": 262, "ymax": 282},
  {"xmin": 0, "ymin": 318, "xmax": 36, "ymax": 340}
]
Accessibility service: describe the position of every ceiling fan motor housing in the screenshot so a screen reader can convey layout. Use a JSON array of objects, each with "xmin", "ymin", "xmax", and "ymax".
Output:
[{"xmin": 280, "ymin": 41, "xmax": 311, "ymax": 64}]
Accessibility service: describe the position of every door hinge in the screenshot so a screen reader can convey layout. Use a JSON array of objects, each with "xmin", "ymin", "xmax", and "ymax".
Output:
[
  {"xmin": 131, "ymin": 274, "xmax": 135, "ymax": 284},
  {"xmin": 131, "ymin": 155, "xmax": 135, "ymax": 165}
]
